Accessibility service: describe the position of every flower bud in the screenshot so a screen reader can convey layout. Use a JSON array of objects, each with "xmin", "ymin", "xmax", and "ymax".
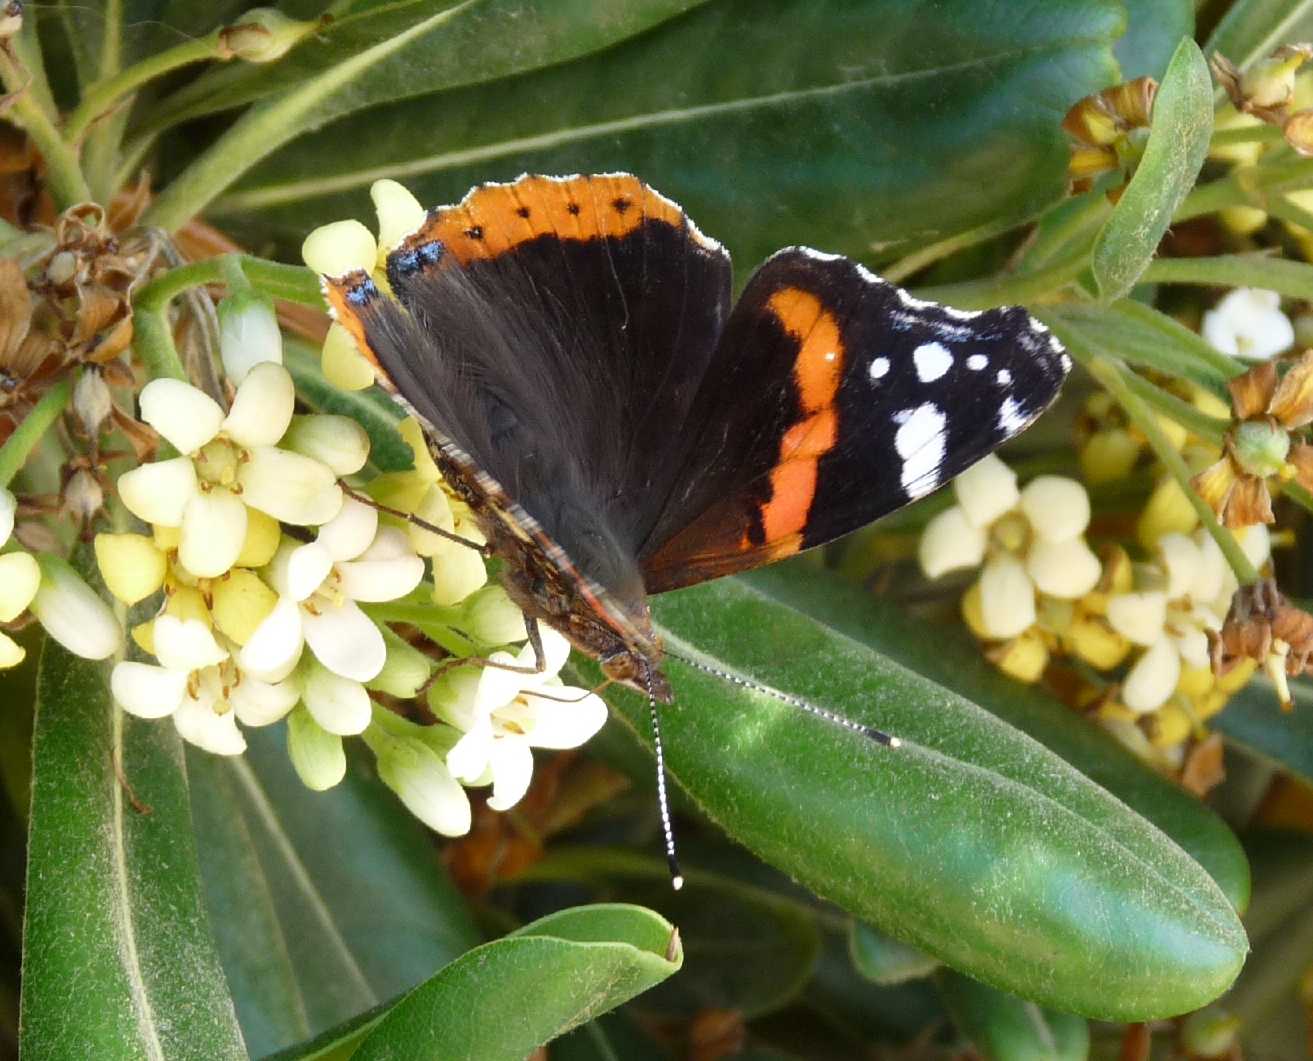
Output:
[
  {"xmin": 0, "ymin": 551, "xmax": 40, "ymax": 622},
  {"xmin": 29, "ymin": 554, "xmax": 122, "ymax": 660},
  {"xmin": 281, "ymin": 414, "xmax": 370, "ymax": 476},
  {"xmin": 368, "ymin": 627, "xmax": 433, "ymax": 698},
  {"xmin": 918, "ymin": 505, "xmax": 985, "ymax": 578},
  {"xmin": 365, "ymin": 725, "xmax": 472, "ymax": 836},
  {"xmin": 0, "ymin": 631, "xmax": 24, "ymax": 668},
  {"xmin": 986, "ymin": 629, "xmax": 1048, "ymax": 683},
  {"xmin": 73, "ymin": 367, "xmax": 113, "ymax": 438},
  {"xmin": 221, "ymin": 8, "xmax": 312, "ymax": 63},
  {"xmin": 1242, "ymin": 45, "xmax": 1311, "ymax": 109},
  {"xmin": 218, "ymin": 290, "xmax": 282, "ymax": 384},
  {"xmin": 461, "ymin": 585, "xmax": 528, "ymax": 645},
  {"xmin": 1121, "ymin": 636, "xmax": 1180, "ymax": 713},
  {"xmin": 62, "ymin": 467, "xmax": 104, "ymax": 524},
  {"xmin": 1079, "ymin": 428, "xmax": 1140, "ymax": 484},
  {"xmin": 287, "ymin": 706, "xmax": 347, "ymax": 791},
  {"xmin": 1137, "ymin": 477, "xmax": 1199, "ymax": 550},
  {"xmin": 94, "ymin": 533, "xmax": 166, "ymax": 605},
  {"xmin": 371, "ymin": 179, "xmax": 427, "ymax": 254}
]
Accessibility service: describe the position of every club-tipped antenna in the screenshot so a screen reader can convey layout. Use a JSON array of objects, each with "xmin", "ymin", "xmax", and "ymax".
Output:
[
  {"xmin": 665, "ymin": 650, "xmax": 902, "ymax": 748},
  {"xmin": 645, "ymin": 667, "xmax": 684, "ymax": 890}
]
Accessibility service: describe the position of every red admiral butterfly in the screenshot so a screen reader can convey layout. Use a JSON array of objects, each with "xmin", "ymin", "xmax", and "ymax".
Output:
[{"xmin": 319, "ymin": 173, "xmax": 1069, "ymax": 881}]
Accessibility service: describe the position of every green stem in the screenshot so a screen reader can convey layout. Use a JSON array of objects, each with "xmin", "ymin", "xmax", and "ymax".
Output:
[
  {"xmin": 64, "ymin": 31, "xmax": 228, "ymax": 144},
  {"xmin": 1209, "ymin": 125, "xmax": 1285, "ymax": 147},
  {"xmin": 1143, "ymin": 255, "xmax": 1313, "ymax": 300},
  {"xmin": 1264, "ymin": 194, "xmax": 1313, "ymax": 233},
  {"xmin": 132, "ymin": 305, "xmax": 188, "ymax": 383},
  {"xmin": 913, "ymin": 250, "xmax": 1088, "ymax": 310},
  {"xmin": 881, "ymin": 216, "xmax": 1020, "ymax": 284},
  {"xmin": 1278, "ymin": 479, "xmax": 1313, "ymax": 519},
  {"xmin": 0, "ymin": 51, "xmax": 89, "ymax": 209},
  {"xmin": 135, "ymin": 254, "xmax": 323, "ymax": 310},
  {"xmin": 1123, "ymin": 374, "xmax": 1228, "ymax": 445},
  {"xmin": 0, "ymin": 377, "xmax": 72, "ymax": 488},
  {"xmin": 1081, "ymin": 353, "xmax": 1258, "ymax": 586}
]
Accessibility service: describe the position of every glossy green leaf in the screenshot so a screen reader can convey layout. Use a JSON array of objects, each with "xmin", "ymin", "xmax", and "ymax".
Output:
[
  {"xmin": 1115, "ymin": 0, "xmax": 1193, "ymax": 80},
  {"xmin": 215, "ymin": 0, "xmax": 1122, "ymax": 271},
  {"xmin": 938, "ymin": 971, "xmax": 1089, "ymax": 1061},
  {"xmin": 849, "ymin": 922, "xmax": 939, "ymax": 986},
  {"xmin": 1215, "ymin": 676, "xmax": 1313, "ymax": 786},
  {"xmin": 1092, "ymin": 36, "xmax": 1212, "ymax": 302},
  {"xmin": 592, "ymin": 571, "xmax": 1247, "ymax": 1020},
  {"xmin": 352, "ymin": 905, "xmax": 681, "ymax": 1059},
  {"xmin": 739, "ymin": 564, "xmax": 1250, "ymax": 913},
  {"xmin": 1204, "ymin": 0, "xmax": 1313, "ymax": 74},
  {"xmin": 139, "ymin": 0, "xmax": 708, "ymax": 141},
  {"xmin": 20, "ymin": 550, "xmax": 245, "ymax": 1057},
  {"xmin": 188, "ymin": 725, "xmax": 481, "ymax": 1056}
]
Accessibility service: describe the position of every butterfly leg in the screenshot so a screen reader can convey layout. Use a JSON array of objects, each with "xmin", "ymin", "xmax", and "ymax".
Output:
[{"xmin": 337, "ymin": 481, "xmax": 491, "ymax": 556}]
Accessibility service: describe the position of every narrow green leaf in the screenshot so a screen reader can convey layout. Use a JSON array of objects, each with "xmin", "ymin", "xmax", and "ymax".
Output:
[
  {"xmin": 593, "ymin": 572, "xmax": 1247, "ymax": 1020},
  {"xmin": 20, "ymin": 549, "xmax": 245, "ymax": 1057},
  {"xmin": 1204, "ymin": 0, "xmax": 1313, "ymax": 75},
  {"xmin": 353, "ymin": 905, "xmax": 681, "ymax": 1059},
  {"xmin": 938, "ymin": 970, "xmax": 1089, "ymax": 1061},
  {"xmin": 1145, "ymin": 254, "xmax": 1313, "ymax": 301},
  {"xmin": 1115, "ymin": 0, "xmax": 1193, "ymax": 80},
  {"xmin": 189, "ymin": 727, "xmax": 481, "ymax": 1057},
  {"xmin": 849, "ymin": 922, "xmax": 940, "ymax": 986},
  {"xmin": 740, "ymin": 564, "xmax": 1251, "ymax": 913},
  {"xmin": 1092, "ymin": 36, "xmax": 1213, "ymax": 301},
  {"xmin": 216, "ymin": 0, "xmax": 1122, "ymax": 271}
]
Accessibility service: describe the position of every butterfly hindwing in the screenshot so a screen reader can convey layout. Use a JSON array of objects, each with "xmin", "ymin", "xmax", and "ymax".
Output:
[{"xmin": 639, "ymin": 248, "xmax": 1070, "ymax": 593}]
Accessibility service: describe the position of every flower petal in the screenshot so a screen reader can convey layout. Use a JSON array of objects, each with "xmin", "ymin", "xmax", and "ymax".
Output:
[
  {"xmin": 230, "ymin": 671, "xmax": 299, "ymax": 727},
  {"xmin": 953, "ymin": 454, "xmax": 1019, "ymax": 529},
  {"xmin": 336, "ymin": 533, "xmax": 424, "ymax": 602},
  {"xmin": 486, "ymin": 736, "xmax": 534, "ymax": 811},
  {"xmin": 238, "ymin": 446, "xmax": 343, "ymax": 525},
  {"xmin": 430, "ymin": 538, "xmax": 487, "ymax": 605},
  {"xmin": 0, "ymin": 550, "xmax": 40, "ymax": 621},
  {"xmin": 301, "ymin": 658, "xmax": 371, "ymax": 735},
  {"xmin": 287, "ymin": 541, "xmax": 333, "ymax": 602},
  {"xmin": 221, "ymin": 361, "xmax": 294, "ymax": 447},
  {"xmin": 1020, "ymin": 476, "xmax": 1090, "ymax": 542},
  {"xmin": 316, "ymin": 495, "xmax": 377, "ymax": 562},
  {"xmin": 1025, "ymin": 537, "xmax": 1101, "ymax": 599},
  {"xmin": 1202, "ymin": 287, "xmax": 1294, "ymax": 361},
  {"xmin": 379, "ymin": 734, "xmax": 471, "ymax": 836},
  {"xmin": 505, "ymin": 688, "xmax": 608, "ymax": 750},
  {"xmin": 238, "ymin": 596, "xmax": 304, "ymax": 682},
  {"xmin": 1122, "ymin": 636, "xmax": 1181, "ymax": 713},
  {"xmin": 287, "ymin": 706, "xmax": 346, "ymax": 790},
  {"xmin": 218, "ymin": 291, "xmax": 282, "ymax": 385},
  {"xmin": 1189, "ymin": 530, "xmax": 1228, "ymax": 604},
  {"xmin": 0, "ymin": 486, "xmax": 14, "ymax": 547},
  {"xmin": 111, "ymin": 661, "xmax": 187, "ymax": 719},
  {"xmin": 281, "ymin": 414, "xmax": 370, "ymax": 476},
  {"xmin": 179, "ymin": 488, "xmax": 248, "ymax": 578},
  {"xmin": 139, "ymin": 378, "xmax": 224, "ymax": 454},
  {"xmin": 0, "ymin": 631, "xmax": 24, "ymax": 669},
  {"xmin": 446, "ymin": 719, "xmax": 494, "ymax": 784},
  {"xmin": 29, "ymin": 554, "xmax": 122, "ymax": 660},
  {"xmin": 1106, "ymin": 591, "xmax": 1168, "ymax": 646},
  {"xmin": 978, "ymin": 555, "xmax": 1036, "ymax": 640},
  {"xmin": 302, "ymin": 219, "xmax": 377, "ymax": 278},
  {"xmin": 320, "ymin": 324, "xmax": 377, "ymax": 392},
  {"xmin": 302, "ymin": 599, "xmax": 385, "ymax": 681},
  {"xmin": 372, "ymin": 178, "xmax": 426, "ymax": 252},
  {"xmin": 117, "ymin": 457, "xmax": 198, "ymax": 527},
  {"xmin": 174, "ymin": 695, "xmax": 247, "ymax": 755},
  {"xmin": 1157, "ymin": 533, "xmax": 1201, "ymax": 601},
  {"xmin": 918, "ymin": 505, "xmax": 986, "ymax": 578},
  {"xmin": 153, "ymin": 614, "xmax": 228, "ymax": 671}
]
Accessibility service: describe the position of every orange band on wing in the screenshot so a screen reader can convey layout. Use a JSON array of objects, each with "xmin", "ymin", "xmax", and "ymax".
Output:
[
  {"xmin": 322, "ymin": 271, "xmax": 384, "ymax": 372},
  {"xmin": 766, "ymin": 288, "xmax": 843, "ymax": 413}
]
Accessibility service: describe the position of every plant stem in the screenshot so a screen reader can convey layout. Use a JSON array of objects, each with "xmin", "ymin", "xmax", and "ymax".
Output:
[
  {"xmin": 0, "ymin": 377, "xmax": 72, "ymax": 488},
  {"xmin": 64, "ymin": 31, "xmax": 229, "ymax": 144},
  {"xmin": 0, "ymin": 50, "xmax": 89, "ymax": 209},
  {"xmin": 881, "ymin": 216, "xmax": 1021, "ymax": 284},
  {"xmin": 913, "ymin": 251, "xmax": 1088, "ymax": 309},
  {"xmin": 1081, "ymin": 352, "xmax": 1258, "ymax": 585},
  {"xmin": 135, "ymin": 254, "xmax": 323, "ymax": 310},
  {"xmin": 1123, "ymin": 374, "xmax": 1228, "ymax": 445},
  {"xmin": 1143, "ymin": 255, "xmax": 1313, "ymax": 300},
  {"xmin": 1209, "ymin": 125, "xmax": 1284, "ymax": 147}
]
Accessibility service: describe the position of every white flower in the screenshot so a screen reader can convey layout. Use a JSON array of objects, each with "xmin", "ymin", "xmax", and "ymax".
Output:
[
  {"xmin": 1202, "ymin": 288, "xmax": 1294, "ymax": 361},
  {"xmin": 218, "ymin": 291, "xmax": 282, "ymax": 385},
  {"xmin": 120, "ymin": 365, "xmax": 343, "ymax": 579},
  {"xmin": 438, "ymin": 628, "xmax": 608, "ymax": 812},
  {"xmin": 368, "ymin": 722, "xmax": 472, "ymax": 836},
  {"xmin": 110, "ymin": 614, "xmax": 299, "ymax": 754},
  {"xmin": 920, "ymin": 457, "xmax": 1101, "ymax": 640},
  {"xmin": 29, "ymin": 554, "xmax": 122, "ymax": 660},
  {"xmin": 242, "ymin": 497, "xmax": 423, "ymax": 691}
]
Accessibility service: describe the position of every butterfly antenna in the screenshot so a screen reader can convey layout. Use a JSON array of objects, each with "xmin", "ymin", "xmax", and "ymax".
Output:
[
  {"xmin": 665, "ymin": 650, "xmax": 902, "ymax": 749},
  {"xmin": 645, "ymin": 668, "xmax": 684, "ymax": 891}
]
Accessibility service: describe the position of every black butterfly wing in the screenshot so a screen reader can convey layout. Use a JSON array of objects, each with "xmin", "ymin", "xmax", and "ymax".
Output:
[
  {"xmin": 323, "ymin": 174, "xmax": 731, "ymax": 616},
  {"xmin": 639, "ymin": 248, "xmax": 1071, "ymax": 593}
]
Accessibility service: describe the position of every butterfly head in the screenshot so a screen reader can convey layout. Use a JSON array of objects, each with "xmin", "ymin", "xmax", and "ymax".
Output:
[{"xmin": 600, "ymin": 647, "xmax": 673, "ymax": 705}]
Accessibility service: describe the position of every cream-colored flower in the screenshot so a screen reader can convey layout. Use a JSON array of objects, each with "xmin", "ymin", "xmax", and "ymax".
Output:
[{"xmin": 1202, "ymin": 288, "xmax": 1294, "ymax": 361}]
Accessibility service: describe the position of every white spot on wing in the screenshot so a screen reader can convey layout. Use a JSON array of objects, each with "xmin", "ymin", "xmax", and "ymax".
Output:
[
  {"xmin": 895, "ymin": 402, "xmax": 947, "ymax": 497},
  {"xmin": 998, "ymin": 396, "xmax": 1029, "ymax": 433},
  {"xmin": 869, "ymin": 357, "xmax": 891, "ymax": 381},
  {"xmin": 996, "ymin": 369, "xmax": 1012, "ymax": 385},
  {"xmin": 967, "ymin": 354, "xmax": 988, "ymax": 371},
  {"xmin": 896, "ymin": 288, "xmax": 934, "ymax": 311},
  {"xmin": 914, "ymin": 342, "xmax": 953, "ymax": 382}
]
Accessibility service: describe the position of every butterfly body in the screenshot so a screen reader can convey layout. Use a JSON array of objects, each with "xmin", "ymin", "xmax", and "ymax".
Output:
[{"xmin": 321, "ymin": 173, "xmax": 1070, "ymax": 697}]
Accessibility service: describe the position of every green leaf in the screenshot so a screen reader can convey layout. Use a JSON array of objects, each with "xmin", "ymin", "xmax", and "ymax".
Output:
[
  {"xmin": 352, "ymin": 905, "xmax": 681, "ymax": 1059},
  {"xmin": 188, "ymin": 726, "xmax": 481, "ymax": 1057},
  {"xmin": 20, "ymin": 549, "xmax": 245, "ymax": 1057},
  {"xmin": 1091, "ymin": 36, "xmax": 1212, "ymax": 301},
  {"xmin": 215, "ymin": 0, "xmax": 1122, "ymax": 271},
  {"xmin": 1204, "ymin": 0, "xmax": 1313, "ymax": 75},
  {"xmin": 142, "ymin": 1, "xmax": 710, "ymax": 229},
  {"xmin": 139, "ymin": 0, "xmax": 709, "ymax": 141},
  {"xmin": 849, "ymin": 922, "xmax": 939, "ymax": 986},
  {"xmin": 1215, "ymin": 676, "xmax": 1313, "ymax": 786},
  {"xmin": 1145, "ymin": 254, "xmax": 1313, "ymax": 301},
  {"xmin": 937, "ymin": 970, "xmax": 1089, "ymax": 1061},
  {"xmin": 593, "ymin": 571, "xmax": 1247, "ymax": 1020},
  {"xmin": 283, "ymin": 339, "xmax": 412, "ymax": 473},
  {"xmin": 1115, "ymin": 0, "xmax": 1193, "ymax": 80},
  {"xmin": 740, "ymin": 564, "xmax": 1251, "ymax": 913}
]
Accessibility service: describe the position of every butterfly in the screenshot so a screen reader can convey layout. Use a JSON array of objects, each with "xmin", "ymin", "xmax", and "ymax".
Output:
[{"xmin": 319, "ymin": 173, "xmax": 1070, "ymax": 878}]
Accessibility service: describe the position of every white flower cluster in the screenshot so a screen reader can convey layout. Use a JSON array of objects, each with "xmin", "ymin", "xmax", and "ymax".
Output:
[{"xmin": 1202, "ymin": 287, "xmax": 1294, "ymax": 362}]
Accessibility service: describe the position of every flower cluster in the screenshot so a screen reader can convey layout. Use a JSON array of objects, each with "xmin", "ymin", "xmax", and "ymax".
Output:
[{"xmin": 1, "ymin": 485, "xmax": 121, "ymax": 668}]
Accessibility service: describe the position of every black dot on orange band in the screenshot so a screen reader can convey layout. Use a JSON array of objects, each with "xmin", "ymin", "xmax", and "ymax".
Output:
[
  {"xmin": 515, "ymin": 206, "xmax": 530, "ymax": 218},
  {"xmin": 567, "ymin": 203, "xmax": 581, "ymax": 215},
  {"xmin": 465, "ymin": 225, "xmax": 483, "ymax": 239},
  {"xmin": 612, "ymin": 197, "xmax": 631, "ymax": 214}
]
